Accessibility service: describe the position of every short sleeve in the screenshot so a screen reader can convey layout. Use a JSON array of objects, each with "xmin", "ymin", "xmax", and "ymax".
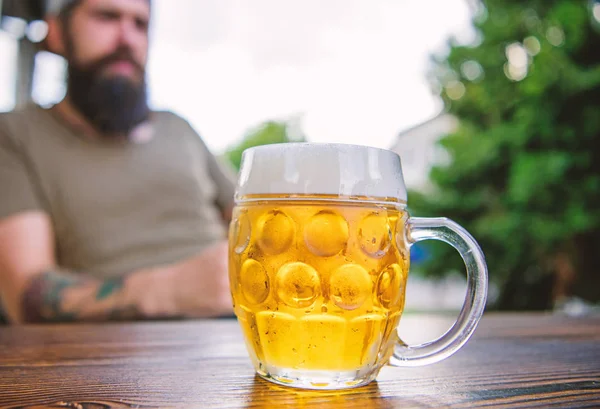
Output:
[
  {"xmin": 0, "ymin": 123, "xmax": 43, "ymax": 221},
  {"xmin": 179, "ymin": 117, "xmax": 237, "ymax": 212},
  {"xmin": 203, "ymin": 140, "xmax": 237, "ymax": 212}
]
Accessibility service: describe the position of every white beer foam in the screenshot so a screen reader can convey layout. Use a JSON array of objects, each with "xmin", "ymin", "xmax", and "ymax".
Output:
[{"xmin": 236, "ymin": 143, "xmax": 407, "ymax": 202}]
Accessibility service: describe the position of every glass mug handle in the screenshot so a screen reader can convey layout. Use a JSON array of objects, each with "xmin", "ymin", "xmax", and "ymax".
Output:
[{"xmin": 390, "ymin": 217, "xmax": 488, "ymax": 366}]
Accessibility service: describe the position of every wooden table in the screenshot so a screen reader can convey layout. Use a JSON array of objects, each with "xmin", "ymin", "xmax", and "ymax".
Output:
[{"xmin": 0, "ymin": 313, "xmax": 598, "ymax": 408}]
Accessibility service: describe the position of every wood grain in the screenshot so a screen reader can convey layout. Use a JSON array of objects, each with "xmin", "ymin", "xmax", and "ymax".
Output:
[{"xmin": 0, "ymin": 313, "xmax": 598, "ymax": 408}]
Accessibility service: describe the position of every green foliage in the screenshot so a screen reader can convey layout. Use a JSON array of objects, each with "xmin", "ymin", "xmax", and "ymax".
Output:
[
  {"xmin": 410, "ymin": 0, "xmax": 600, "ymax": 310},
  {"xmin": 224, "ymin": 119, "xmax": 306, "ymax": 171}
]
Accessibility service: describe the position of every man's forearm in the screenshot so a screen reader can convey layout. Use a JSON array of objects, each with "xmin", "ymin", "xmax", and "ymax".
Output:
[{"xmin": 20, "ymin": 267, "xmax": 177, "ymax": 323}]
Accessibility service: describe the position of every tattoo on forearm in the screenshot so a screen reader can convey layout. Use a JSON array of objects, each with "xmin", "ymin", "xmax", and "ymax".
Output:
[
  {"xmin": 22, "ymin": 272, "xmax": 84, "ymax": 322},
  {"xmin": 96, "ymin": 277, "xmax": 125, "ymax": 300},
  {"xmin": 21, "ymin": 270, "xmax": 139, "ymax": 323}
]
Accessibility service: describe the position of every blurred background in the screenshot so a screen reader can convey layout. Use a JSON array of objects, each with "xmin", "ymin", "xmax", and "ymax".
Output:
[{"xmin": 1, "ymin": 0, "xmax": 599, "ymax": 314}]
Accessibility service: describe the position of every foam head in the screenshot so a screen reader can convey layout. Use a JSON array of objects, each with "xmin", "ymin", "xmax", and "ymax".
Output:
[{"xmin": 236, "ymin": 143, "xmax": 407, "ymax": 204}]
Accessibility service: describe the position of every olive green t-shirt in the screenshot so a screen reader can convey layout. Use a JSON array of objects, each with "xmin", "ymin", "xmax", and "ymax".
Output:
[{"xmin": 0, "ymin": 105, "xmax": 236, "ymax": 278}]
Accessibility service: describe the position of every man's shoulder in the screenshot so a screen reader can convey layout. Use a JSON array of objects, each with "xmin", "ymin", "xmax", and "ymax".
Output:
[
  {"xmin": 152, "ymin": 110, "xmax": 190, "ymax": 128},
  {"xmin": 0, "ymin": 105, "xmax": 48, "ymax": 143},
  {"xmin": 0, "ymin": 104, "xmax": 46, "ymax": 123},
  {"xmin": 152, "ymin": 110, "xmax": 206, "ymax": 143}
]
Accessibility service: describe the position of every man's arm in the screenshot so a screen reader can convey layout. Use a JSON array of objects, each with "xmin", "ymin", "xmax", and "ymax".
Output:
[
  {"xmin": 206, "ymin": 151, "xmax": 236, "ymax": 224},
  {"xmin": 20, "ymin": 269, "xmax": 151, "ymax": 322},
  {"xmin": 189, "ymin": 128, "xmax": 236, "ymax": 223},
  {"xmin": 0, "ymin": 212, "xmax": 232, "ymax": 324}
]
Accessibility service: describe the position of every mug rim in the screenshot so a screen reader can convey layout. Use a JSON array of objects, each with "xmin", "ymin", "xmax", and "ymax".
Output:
[{"xmin": 242, "ymin": 141, "xmax": 401, "ymax": 157}]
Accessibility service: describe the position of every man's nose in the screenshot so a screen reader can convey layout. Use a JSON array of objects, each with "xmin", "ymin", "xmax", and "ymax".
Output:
[{"xmin": 117, "ymin": 19, "xmax": 145, "ymax": 50}]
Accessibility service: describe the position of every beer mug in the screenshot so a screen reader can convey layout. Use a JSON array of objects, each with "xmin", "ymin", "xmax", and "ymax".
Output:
[{"xmin": 229, "ymin": 143, "xmax": 487, "ymax": 390}]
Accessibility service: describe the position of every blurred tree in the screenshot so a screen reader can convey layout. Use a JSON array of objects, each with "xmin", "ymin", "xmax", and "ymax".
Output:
[
  {"xmin": 410, "ymin": 0, "xmax": 600, "ymax": 310},
  {"xmin": 224, "ymin": 118, "xmax": 306, "ymax": 171}
]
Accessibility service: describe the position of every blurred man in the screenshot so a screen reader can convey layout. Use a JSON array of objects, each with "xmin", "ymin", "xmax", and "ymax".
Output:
[{"xmin": 0, "ymin": 0, "xmax": 236, "ymax": 323}]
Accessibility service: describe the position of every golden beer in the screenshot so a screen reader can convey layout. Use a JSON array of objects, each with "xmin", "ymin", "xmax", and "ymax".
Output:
[
  {"xmin": 230, "ymin": 143, "xmax": 487, "ymax": 390},
  {"xmin": 229, "ymin": 195, "xmax": 409, "ymax": 381}
]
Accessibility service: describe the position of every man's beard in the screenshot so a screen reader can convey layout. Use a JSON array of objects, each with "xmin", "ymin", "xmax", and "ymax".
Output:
[{"xmin": 67, "ymin": 47, "xmax": 150, "ymax": 137}]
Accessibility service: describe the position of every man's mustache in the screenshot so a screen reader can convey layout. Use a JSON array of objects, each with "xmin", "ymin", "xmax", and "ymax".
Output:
[{"xmin": 85, "ymin": 48, "xmax": 145, "ymax": 75}]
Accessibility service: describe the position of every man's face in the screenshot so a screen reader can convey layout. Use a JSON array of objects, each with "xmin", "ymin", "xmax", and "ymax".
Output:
[
  {"xmin": 66, "ymin": 0, "xmax": 150, "ymax": 84},
  {"xmin": 61, "ymin": 0, "xmax": 152, "ymax": 136}
]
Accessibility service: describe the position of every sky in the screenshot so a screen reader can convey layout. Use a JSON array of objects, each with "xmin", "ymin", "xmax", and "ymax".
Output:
[{"xmin": 0, "ymin": 0, "xmax": 475, "ymax": 154}]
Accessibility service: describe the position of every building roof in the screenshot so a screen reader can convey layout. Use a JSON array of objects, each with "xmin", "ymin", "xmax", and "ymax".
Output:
[{"xmin": 394, "ymin": 111, "xmax": 457, "ymax": 142}]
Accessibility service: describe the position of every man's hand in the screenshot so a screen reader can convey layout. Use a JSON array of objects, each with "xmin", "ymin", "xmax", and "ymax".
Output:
[{"xmin": 165, "ymin": 240, "xmax": 233, "ymax": 317}]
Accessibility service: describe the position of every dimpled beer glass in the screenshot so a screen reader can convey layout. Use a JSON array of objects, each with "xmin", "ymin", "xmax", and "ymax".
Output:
[{"xmin": 229, "ymin": 143, "xmax": 487, "ymax": 390}]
